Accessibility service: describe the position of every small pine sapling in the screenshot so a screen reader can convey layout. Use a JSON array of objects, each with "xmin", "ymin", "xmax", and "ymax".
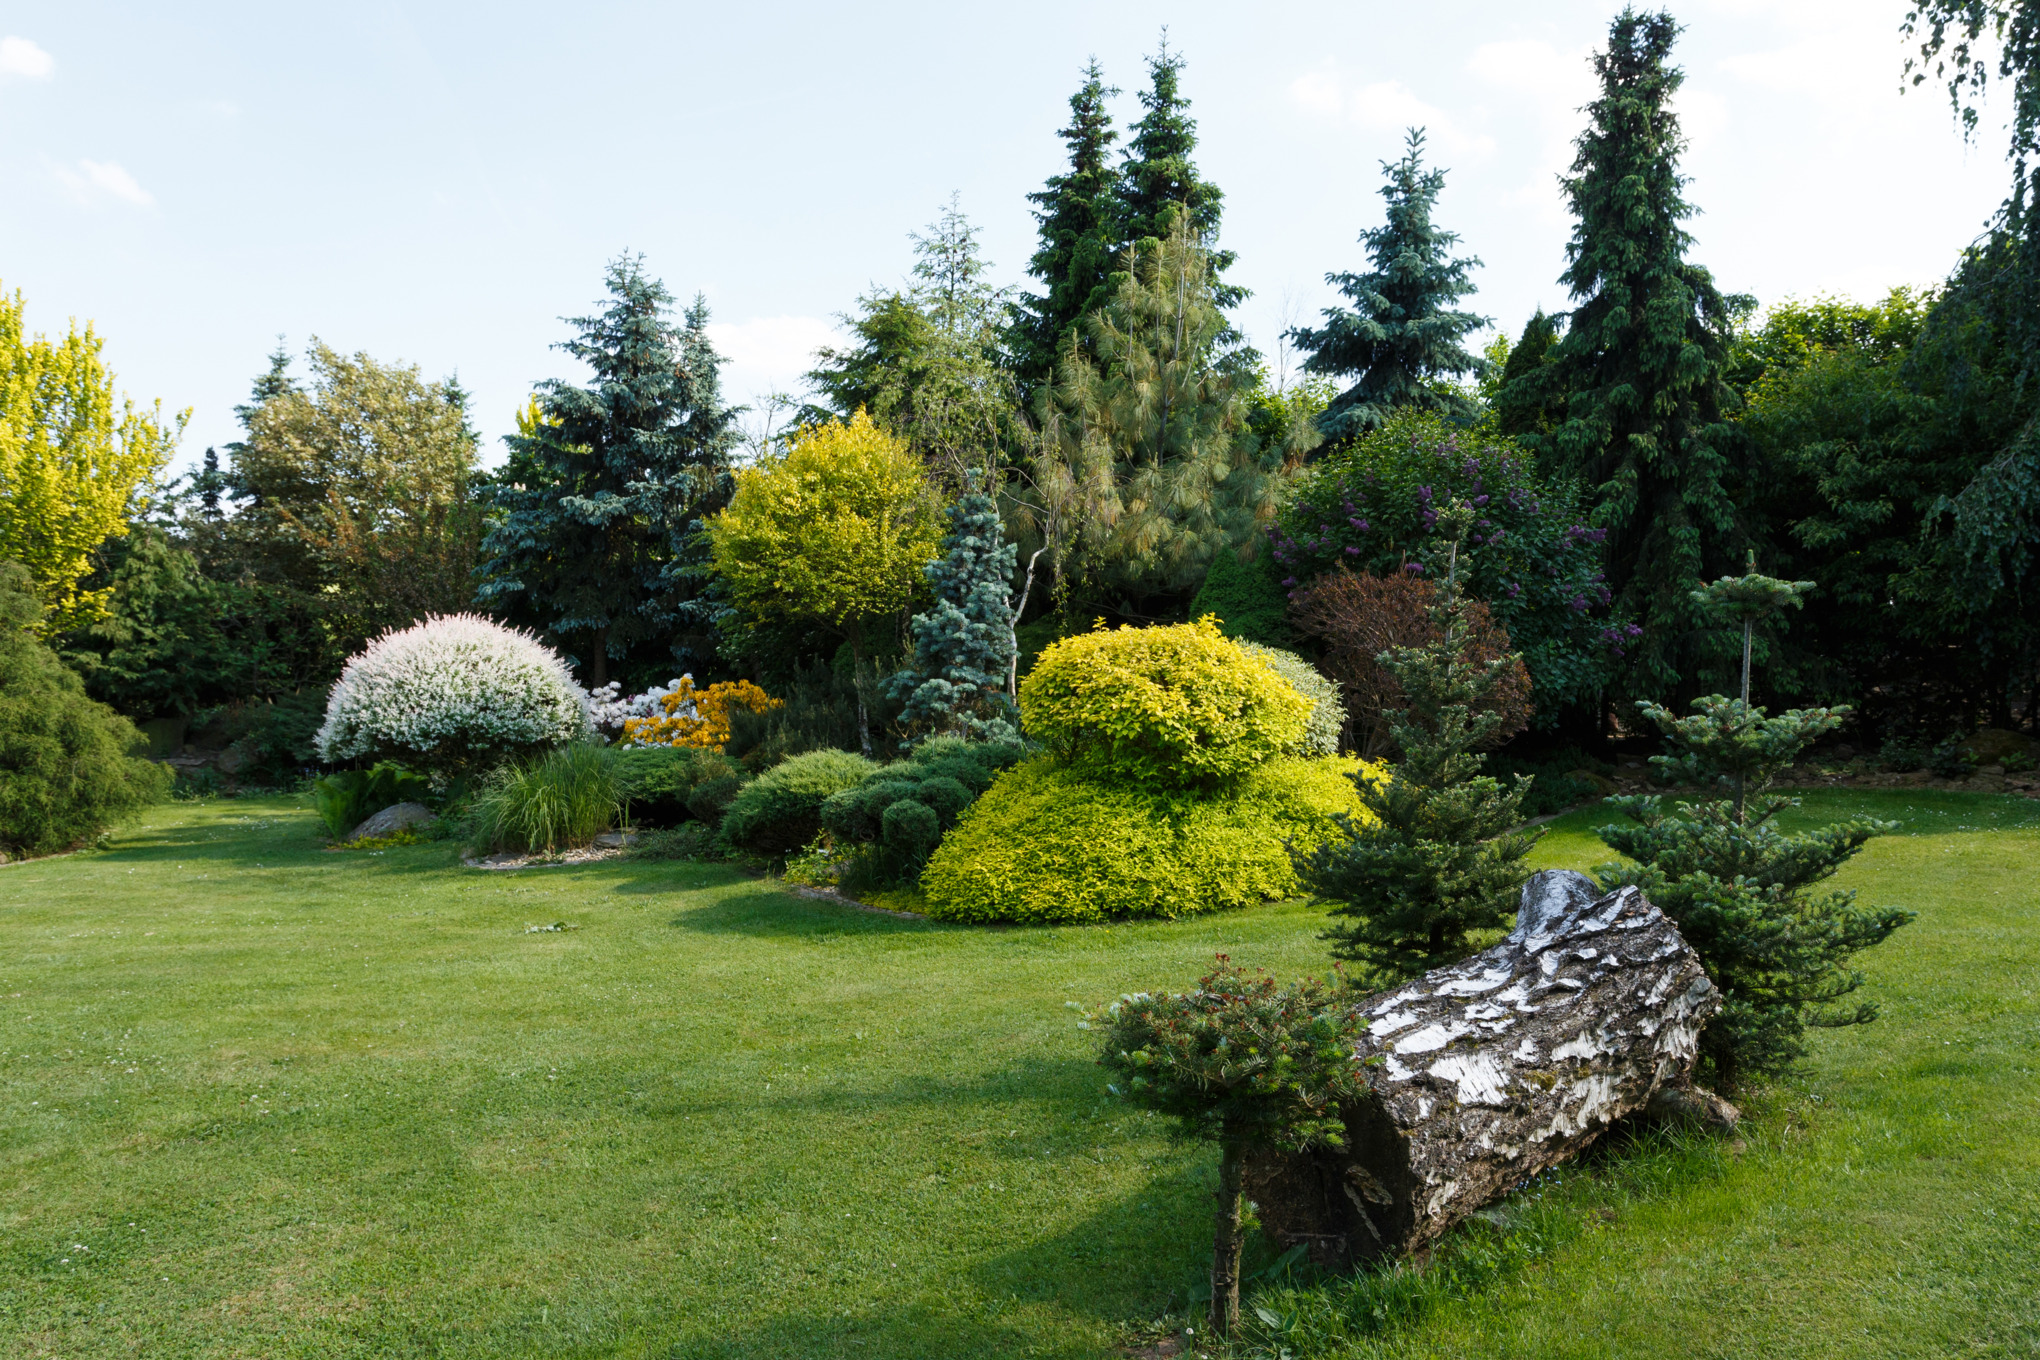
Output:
[
  {"xmin": 1084, "ymin": 959, "xmax": 1369, "ymax": 1337},
  {"xmin": 1295, "ymin": 502, "xmax": 1539, "ymax": 981},
  {"xmin": 889, "ymin": 475, "xmax": 1020, "ymax": 742},
  {"xmin": 1595, "ymin": 559, "xmax": 1915, "ymax": 1091}
]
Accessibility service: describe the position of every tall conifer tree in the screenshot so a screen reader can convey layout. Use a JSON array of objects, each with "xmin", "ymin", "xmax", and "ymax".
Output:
[
  {"xmin": 1501, "ymin": 9, "xmax": 1751, "ymax": 698},
  {"xmin": 1289, "ymin": 129, "xmax": 1489, "ymax": 441},
  {"xmin": 1115, "ymin": 37, "xmax": 1241, "ymax": 309},
  {"xmin": 1011, "ymin": 61, "xmax": 1121, "ymax": 395},
  {"xmin": 477, "ymin": 256, "xmax": 739, "ymax": 685}
]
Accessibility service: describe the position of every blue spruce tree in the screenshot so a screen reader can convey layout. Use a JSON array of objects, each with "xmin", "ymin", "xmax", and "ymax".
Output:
[
  {"xmin": 477, "ymin": 256, "xmax": 738, "ymax": 685},
  {"xmin": 891, "ymin": 478, "xmax": 1019, "ymax": 742}
]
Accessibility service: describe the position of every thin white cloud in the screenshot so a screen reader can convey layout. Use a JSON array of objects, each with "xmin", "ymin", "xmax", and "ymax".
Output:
[
  {"xmin": 1287, "ymin": 65, "xmax": 1495, "ymax": 159},
  {"xmin": 54, "ymin": 159, "xmax": 155, "ymax": 207},
  {"xmin": 0, "ymin": 35, "xmax": 54, "ymax": 79},
  {"xmin": 704, "ymin": 314, "xmax": 841, "ymax": 403}
]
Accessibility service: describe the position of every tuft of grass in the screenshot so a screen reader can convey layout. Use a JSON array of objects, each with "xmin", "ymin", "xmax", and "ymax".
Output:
[{"xmin": 466, "ymin": 742, "xmax": 620, "ymax": 853}]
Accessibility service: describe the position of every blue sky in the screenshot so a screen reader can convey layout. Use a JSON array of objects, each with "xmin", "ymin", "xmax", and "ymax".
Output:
[{"xmin": 0, "ymin": 0, "xmax": 2014, "ymax": 476}]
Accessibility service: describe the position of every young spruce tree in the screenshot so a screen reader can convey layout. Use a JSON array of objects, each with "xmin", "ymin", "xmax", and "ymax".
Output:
[
  {"xmin": 889, "ymin": 475, "xmax": 1020, "ymax": 743},
  {"xmin": 1011, "ymin": 61, "xmax": 1121, "ymax": 395},
  {"xmin": 477, "ymin": 256, "xmax": 739, "ymax": 684},
  {"xmin": 1289, "ymin": 128, "xmax": 1490, "ymax": 441},
  {"xmin": 1115, "ymin": 36, "xmax": 1242, "ymax": 311},
  {"xmin": 1296, "ymin": 503, "xmax": 1539, "ymax": 981},
  {"xmin": 1595, "ymin": 561, "xmax": 1914, "ymax": 1091},
  {"xmin": 1497, "ymin": 9, "xmax": 1751, "ymax": 699}
]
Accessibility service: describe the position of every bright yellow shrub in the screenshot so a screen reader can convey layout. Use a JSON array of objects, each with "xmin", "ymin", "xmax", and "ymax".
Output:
[
  {"xmin": 1018, "ymin": 617, "xmax": 1311, "ymax": 786},
  {"xmin": 918, "ymin": 754, "xmax": 1385, "ymax": 924},
  {"xmin": 621, "ymin": 678, "xmax": 781, "ymax": 749}
]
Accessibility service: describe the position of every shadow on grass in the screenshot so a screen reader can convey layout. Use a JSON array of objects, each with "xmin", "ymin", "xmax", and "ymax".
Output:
[{"xmin": 656, "ymin": 881, "xmax": 946, "ymax": 940}]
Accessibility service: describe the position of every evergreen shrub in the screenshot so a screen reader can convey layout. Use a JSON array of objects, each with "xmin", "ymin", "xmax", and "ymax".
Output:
[
  {"xmin": 719, "ymin": 748, "xmax": 877, "ymax": 855},
  {"xmin": 613, "ymin": 746, "xmax": 742, "ymax": 826},
  {"xmin": 316, "ymin": 613, "xmax": 589, "ymax": 776},
  {"xmin": 1188, "ymin": 546, "xmax": 1295, "ymax": 647},
  {"xmin": 0, "ymin": 564, "xmax": 170, "ymax": 857},
  {"xmin": 1020, "ymin": 619, "xmax": 1309, "ymax": 786},
  {"xmin": 919, "ymin": 754, "xmax": 1379, "ymax": 924},
  {"xmin": 1236, "ymin": 643, "xmax": 1343, "ymax": 756},
  {"xmin": 819, "ymin": 739, "xmax": 1026, "ymax": 885},
  {"xmin": 686, "ymin": 774, "xmax": 748, "ymax": 828},
  {"xmin": 467, "ymin": 742, "xmax": 620, "ymax": 854}
]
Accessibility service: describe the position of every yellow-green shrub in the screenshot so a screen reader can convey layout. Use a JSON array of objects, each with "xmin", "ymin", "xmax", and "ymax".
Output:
[
  {"xmin": 918, "ymin": 754, "xmax": 1383, "ymax": 924},
  {"xmin": 1019, "ymin": 618, "xmax": 1311, "ymax": 786}
]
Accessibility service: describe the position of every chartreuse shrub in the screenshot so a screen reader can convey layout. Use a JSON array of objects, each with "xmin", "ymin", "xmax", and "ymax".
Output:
[
  {"xmin": 0, "ymin": 563, "xmax": 170, "ymax": 857},
  {"xmin": 719, "ymin": 748, "xmax": 876, "ymax": 856},
  {"xmin": 920, "ymin": 755, "xmax": 1376, "ymax": 923},
  {"xmin": 313, "ymin": 762, "xmax": 431, "ymax": 838},
  {"xmin": 1020, "ymin": 618, "xmax": 1310, "ymax": 787},
  {"xmin": 467, "ymin": 742, "xmax": 620, "ymax": 854},
  {"xmin": 820, "ymin": 738, "xmax": 1026, "ymax": 886}
]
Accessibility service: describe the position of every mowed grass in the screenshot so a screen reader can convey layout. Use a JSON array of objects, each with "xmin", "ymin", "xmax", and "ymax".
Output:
[{"xmin": 0, "ymin": 788, "xmax": 2034, "ymax": 1358}]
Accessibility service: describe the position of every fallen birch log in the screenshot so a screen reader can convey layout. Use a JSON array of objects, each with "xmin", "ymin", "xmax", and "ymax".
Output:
[{"xmin": 1246, "ymin": 870, "xmax": 1720, "ymax": 1267}]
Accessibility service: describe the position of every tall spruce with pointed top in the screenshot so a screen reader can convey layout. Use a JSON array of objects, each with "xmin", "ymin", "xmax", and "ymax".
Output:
[
  {"xmin": 1115, "ymin": 36, "xmax": 1242, "ymax": 310},
  {"xmin": 890, "ymin": 477, "xmax": 1020, "ymax": 742},
  {"xmin": 1289, "ymin": 129, "xmax": 1491, "ymax": 441},
  {"xmin": 1595, "ymin": 563, "xmax": 1913, "ymax": 1091},
  {"xmin": 476, "ymin": 256, "xmax": 739, "ymax": 685},
  {"xmin": 1295, "ymin": 503, "xmax": 1539, "ymax": 981},
  {"xmin": 1498, "ymin": 9, "xmax": 1752, "ymax": 699},
  {"xmin": 1012, "ymin": 61, "xmax": 1121, "ymax": 395}
]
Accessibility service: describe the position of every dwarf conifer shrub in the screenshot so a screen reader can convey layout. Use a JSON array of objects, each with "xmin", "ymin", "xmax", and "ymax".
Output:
[
  {"xmin": 1237, "ymin": 643, "xmax": 1343, "ymax": 756},
  {"xmin": 614, "ymin": 746, "xmax": 742, "ymax": 827},
  {"xmin": 316, "ymin": 614, "xmax": 589, "ymax": 777},
  {"xmin": 1020, "ymin": 619, "xmax": 1310, "ymax": 787},
  {"xmin": 819, "ymin": 739, "xmax": 1026, "ymax": 885},
  {"xmin": 0, "ymin": 564, "xmax": 169, "ymax": 857},
  {"xmin": 719, "ymin": 748, "xmax": 877, "ymax": 855}
]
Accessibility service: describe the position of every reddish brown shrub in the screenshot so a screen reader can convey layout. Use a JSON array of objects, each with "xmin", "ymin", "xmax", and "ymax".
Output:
[{"xmin": 1288, "ymin": 569, "xmax": 1531, "ymax": 756}]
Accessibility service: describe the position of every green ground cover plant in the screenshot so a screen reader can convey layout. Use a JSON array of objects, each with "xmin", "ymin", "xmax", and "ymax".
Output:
[{"xmin": 0, "ymin": 788, "xmax": 2034, "ymax": 1358}]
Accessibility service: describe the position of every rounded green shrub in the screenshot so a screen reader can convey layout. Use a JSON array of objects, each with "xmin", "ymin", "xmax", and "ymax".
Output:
[
  {"xmin": 880, "ymin": 798, "xmax": 941, "ymax": 859},
  {"xmin": 1019, "ymin": 619, "xmax": 1310, "ymax": 787},
  {"xmin": 0, "ymin": 565, "xmax": 169, "ymax": 858},
  {"xmin": 615, "ymin": 746, "xmax": 740, "ymax": 826},
  {"xmin": 719, "ymin": 748, "xmax": 878, "ymax": 855},
  {"xmin": 919, "ymin": 754, "xmax": 1379, "ymax": 924},
  {"xmin": 1236, "ymin": 643, "xmax": 1344, "ymax": 756},
  {"xmin": 916, "ymin": 775, "xmax": 973, "ymax": 822},
  {"xmin": 686, "ymin": 773, "xmax": 748, "ymax": 828}
]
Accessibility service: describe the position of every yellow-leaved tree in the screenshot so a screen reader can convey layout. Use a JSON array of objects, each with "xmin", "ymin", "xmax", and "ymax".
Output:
[
  {"xmin": 708, "ymin": 411, "xmax": 942, "ymax": 753},
  {"xmin": 0, "ymin": 286, "xmax": 184, "ymax": 632}
]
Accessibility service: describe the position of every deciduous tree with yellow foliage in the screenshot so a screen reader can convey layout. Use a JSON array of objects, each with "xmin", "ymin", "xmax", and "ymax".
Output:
[{"xmin": 0, "ymin": 285, "xmax": 183, "ymax": 632}]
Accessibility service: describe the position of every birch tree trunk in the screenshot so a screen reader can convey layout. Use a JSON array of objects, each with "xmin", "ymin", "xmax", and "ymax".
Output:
[{"xmin": 1246, "ymin": 871, "xmax": 1720, "ymax": 1266}]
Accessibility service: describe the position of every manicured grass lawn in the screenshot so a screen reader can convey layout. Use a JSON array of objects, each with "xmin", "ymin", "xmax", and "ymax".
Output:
[{"xmin": 1, "ymin": 788, "xmax": 2035, "ymax": 1358}]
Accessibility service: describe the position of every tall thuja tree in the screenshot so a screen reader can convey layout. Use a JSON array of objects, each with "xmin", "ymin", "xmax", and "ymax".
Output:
[
  {"xmin": 1596, "ymin": 563, "xmax": 1914, "ymax": 1091},
  {"xmin": 1011, "ymin": 60, "xmax": 1121, "ymax": 395},
  {"xmin": 1115, "ymin": 36, "xmax": 1242, "ymax": 312},
  {"xmin": 1289, "ymin": 129, "xmax": 1491, "ymax": 441},
  {"xmin": 1499, "ymin": 9, "xmax": 1752, "ymax": 700},
  {"xmin": 890, "ymin": 475, "xmax": 1020, "ymax": 742},
  {"xmin": 477, "ymin": 256, "xmax": 739, "ymax": 685},
  {"xmin": 1295, "ymin": 503, "xmax": 1539, "ymax": 981}
]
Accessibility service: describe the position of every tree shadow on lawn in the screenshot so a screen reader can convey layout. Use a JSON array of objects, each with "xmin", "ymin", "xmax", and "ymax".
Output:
[{"xmin": 643, "ymin": 879, "xmax": 951, "ymax": 941}]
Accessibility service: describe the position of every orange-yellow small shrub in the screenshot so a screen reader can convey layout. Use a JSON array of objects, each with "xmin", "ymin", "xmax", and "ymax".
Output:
[{"xmin": 621, "ymin": 679, "xmax": 781, "ymax": 749}]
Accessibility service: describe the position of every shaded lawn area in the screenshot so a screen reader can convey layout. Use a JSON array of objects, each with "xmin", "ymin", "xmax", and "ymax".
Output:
[{"xmin": 0, "ymin": 788, "xmax": 2034, "ymax": 1358}]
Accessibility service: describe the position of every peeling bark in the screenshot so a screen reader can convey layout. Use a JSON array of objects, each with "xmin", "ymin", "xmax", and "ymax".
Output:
[{"xmin": 1247, "ymin": 871, "xmax": 1719, "ymax": 1266}]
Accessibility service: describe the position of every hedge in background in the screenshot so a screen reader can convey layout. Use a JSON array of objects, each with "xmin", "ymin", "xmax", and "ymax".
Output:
[
  {"xmin": 1020, "ymin": 619, "xmax": 1309, "ymax": 787},
  {"xmin": 0, "ymin": 563, "xmax": 169, "ymax": 857},
  {"xmin": 919, "ymin": 754, "xmax": 1380, "ymax": 924}
]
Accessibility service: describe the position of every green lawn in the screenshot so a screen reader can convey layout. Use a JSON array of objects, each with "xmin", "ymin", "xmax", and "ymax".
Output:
[{"xmin": 1, "ymin": 789, "xmax": 2036, "ymax": 1358}]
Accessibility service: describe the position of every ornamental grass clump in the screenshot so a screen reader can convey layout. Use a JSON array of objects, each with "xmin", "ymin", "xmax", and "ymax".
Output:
[
  {"xmin": 315, "ymin": 614, "xmax": 589, "ymax": 777},
  {"xmin": 1086, "ymin": 959, "xmax": 1371, "ymax": 1337},
  {"xmin": 467, "ymin": 742, "xmax": 620, "ymax": 854}
]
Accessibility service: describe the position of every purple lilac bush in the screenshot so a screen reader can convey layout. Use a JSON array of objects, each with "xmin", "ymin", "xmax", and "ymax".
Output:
[{"xmin": 1272, "ymin": 411, "xmax": 1634, "ymax": 718}]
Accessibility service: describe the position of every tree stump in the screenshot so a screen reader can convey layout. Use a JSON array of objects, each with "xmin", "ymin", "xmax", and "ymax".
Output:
[{"xmin": 1246, "ymin": 871, "xmax": 1719, "ymax": 1266}]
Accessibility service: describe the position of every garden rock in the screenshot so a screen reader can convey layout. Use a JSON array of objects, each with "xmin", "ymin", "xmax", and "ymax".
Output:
[
  {"xmin": 1245, "ymin": 870, "xmax": 1719, "ymax": 1267},
  {"xmin": 348, "ymin": 802, "xmax": 435, "ymax": 841},
  {"xmin": 1644, "ymin": 1079, "xmax": 1741, "ymax": 1132}
]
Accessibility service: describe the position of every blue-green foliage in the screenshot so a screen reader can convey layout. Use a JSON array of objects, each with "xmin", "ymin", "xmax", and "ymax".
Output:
[
  {"xmin": 1288, "ymin": 129, "xmax": 1490, "ymax": 439},
  {"xmin": 820, "ymin": 737, "xmax": 1025, "ymax": 884},
  {"xmin": 477, "ymin": 256, "xmax": 740, "ymax": 677},
  {"xmin": 890, "ymin": 482, "xmax": 1020, "ymax": 742},
  {"xmin": 314, "ymin": 761, "xmax": 431, "ymax": 838}
]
